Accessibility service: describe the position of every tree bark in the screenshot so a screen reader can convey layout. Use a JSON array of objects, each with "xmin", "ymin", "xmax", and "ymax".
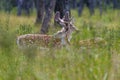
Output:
[
  {"xmin": 34, "ymin": 0, "xmax": 45, "ymax": 24},
  {"xmin": 40, "ymin": 0, "xmax": 56, "ymax": 34}
]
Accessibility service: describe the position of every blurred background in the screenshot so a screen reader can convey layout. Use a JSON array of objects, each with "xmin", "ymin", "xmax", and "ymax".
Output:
[
  {"xmin": 0, "ymin": 0, "xmax": 120, "ymax": 80},
  {"xmin": 0, "ymin": 0, "xmax": 120, "ymax": 33},
  {"xmin": 0, "ymin": 0, "xmax": 120, "ymax": 16}
]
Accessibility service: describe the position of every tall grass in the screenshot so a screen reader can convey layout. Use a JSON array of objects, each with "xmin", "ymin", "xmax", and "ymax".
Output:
[{"xmin": 0, "ymin": 9, "xmax": 120, "ymax": 80}]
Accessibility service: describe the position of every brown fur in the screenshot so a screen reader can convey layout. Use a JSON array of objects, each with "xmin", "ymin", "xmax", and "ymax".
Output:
[{"xmin": 17, "ymin": 34, "xmax": 61, "ymax": 48}]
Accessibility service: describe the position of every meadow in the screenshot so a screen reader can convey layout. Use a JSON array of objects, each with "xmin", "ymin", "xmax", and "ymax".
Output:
[{"xmin": 0, "ymin": 8, "xmax": 120, "ymax": 80}]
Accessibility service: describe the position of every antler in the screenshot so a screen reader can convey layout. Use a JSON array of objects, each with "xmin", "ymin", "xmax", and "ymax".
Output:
[
  {"xmin": 54, "ymin": 11, "xmax": 61, "ymax": 22},
  {"xmin": 55, "ymin": 12, "xmax": 65, "ymax": 27}
]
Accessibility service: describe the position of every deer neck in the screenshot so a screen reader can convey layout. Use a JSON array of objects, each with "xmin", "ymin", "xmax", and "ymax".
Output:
[
  {"xmin": 66, "ymin": 25, "xmax": 73, "ymax": 42},
  {"xmin": 61, "ymin": 37, "xmax": 70, "ymax": 46}
]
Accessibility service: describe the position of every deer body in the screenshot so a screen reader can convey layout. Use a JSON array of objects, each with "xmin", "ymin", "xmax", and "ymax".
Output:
[
  {"xmin": 17, "ymin": 28, "xmax": 70, "ymax": 48},
  {"xmin": 17, "ymin": 34, "xmax": 62, "ymax": 48}
]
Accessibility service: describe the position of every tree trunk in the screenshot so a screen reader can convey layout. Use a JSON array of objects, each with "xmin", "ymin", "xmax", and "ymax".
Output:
[
  {"xmin": 40, "ymin": 0, "xmax": 56, "ymax": 34},
  {"xmin": 55, "ymin": 0, "xmax": 71, "ymax": 18},
  {"xmin": 34, "ymin": 0, "xmax": 45, "ymax": 24}
]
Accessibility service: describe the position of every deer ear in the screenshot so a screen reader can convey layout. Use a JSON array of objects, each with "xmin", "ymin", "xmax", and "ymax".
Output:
[
  {"xmin": 70, "ymin": 17, "xmax": 74, "ymax": 24},
  {"xmin": 70, "ymin": 24, "xmax": 80, "ymax": 32},
  {"xmin": 55, "ymin": 11, "xmax": 60, "ymax": 22}
]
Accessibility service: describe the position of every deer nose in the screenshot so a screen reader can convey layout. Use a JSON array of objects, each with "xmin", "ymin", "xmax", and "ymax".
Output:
[{"xmin": 75, "ymin": 29, "xmax": 80, "ymax": 33}]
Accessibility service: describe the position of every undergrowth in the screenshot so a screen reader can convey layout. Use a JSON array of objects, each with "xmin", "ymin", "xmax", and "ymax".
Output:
[{"xmin": 0, "ymin": 9, "xmax": 120, "ymax": 80}]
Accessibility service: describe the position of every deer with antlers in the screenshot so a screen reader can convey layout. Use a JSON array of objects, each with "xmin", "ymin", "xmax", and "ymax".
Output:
[{"xmin": 17, "ymin": 11, "xmax": 79, "ymax": 49}]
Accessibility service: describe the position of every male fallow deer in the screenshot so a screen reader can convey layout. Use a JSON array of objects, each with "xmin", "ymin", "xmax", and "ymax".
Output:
[{"xmin": 17, "ymin": 11, "xmax": 79, "ymax": 48}]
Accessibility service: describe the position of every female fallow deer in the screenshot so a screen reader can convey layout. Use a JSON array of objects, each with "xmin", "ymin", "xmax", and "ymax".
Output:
[{"xmin": 17, "ymin": 11, "xmax": 79, "ymax": 48}]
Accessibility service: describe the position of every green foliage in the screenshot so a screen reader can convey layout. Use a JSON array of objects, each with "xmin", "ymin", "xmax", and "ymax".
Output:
[
  {"xmin": 16, "ymin": 24, "xmax": 33, "ymax": 35},
  {"xmin": 0, "ymin": 9, "xmax": 120, "ymax": 80},
  {"xmin": 0, "ymin": 24, "xmax": 15, "ymax": 52}
]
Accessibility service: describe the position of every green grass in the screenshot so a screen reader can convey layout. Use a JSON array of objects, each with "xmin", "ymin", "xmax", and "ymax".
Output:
[{"xmin": 0, "ymin": 8, "xmax": 120, "ymax": 80}]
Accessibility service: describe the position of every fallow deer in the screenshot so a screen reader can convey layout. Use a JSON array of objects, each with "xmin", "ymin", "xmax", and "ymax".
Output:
[{"xmin": 17, "ymin": 11, "xmax": 79, "ymax": 49}]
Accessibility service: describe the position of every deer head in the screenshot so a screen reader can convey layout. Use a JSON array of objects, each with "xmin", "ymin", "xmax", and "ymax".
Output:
[{"xmin": 54, "ymin": 11, "xmax": 79, "ymax": 43}]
